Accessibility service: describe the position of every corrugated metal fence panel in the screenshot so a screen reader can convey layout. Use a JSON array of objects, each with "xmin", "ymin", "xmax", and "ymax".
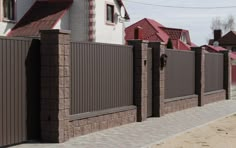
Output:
[
  {"xmin": 165, "ymin": 49, "xmax": 195, "ymax": 99},
  {"xmin": 0, "ymin": 37, "xmax": 40, "ymax": 147},
  {"xmin": 232, "ymin": 65, "xmax": 236, "ymax": 84},
  {"xmin": 205, "ymin": 52, "xmax": 224, "ymax": 92},
  {"xmin": 71, "ymin": 42, "xmax": 133, "ymax": 115}
]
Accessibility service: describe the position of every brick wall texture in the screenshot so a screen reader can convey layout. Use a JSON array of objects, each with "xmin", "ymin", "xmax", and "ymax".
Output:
[
  {"xmin": 69, "ymin": 109, "xmax": 136, "ymax": 138},
  {"xmin": 128, "ymin": 40, "xmax": 149, "ymax": 122},
  {"xmin": 164, "ymin": 96, "xmax": 198, "ymax": 114},
  {"xmin": 203, "ymin": 90, "xmax": 226, "ymax": 105},
  {"xmin": 40, "ymin": 30, "xmax": 71, "ymax": 143}
]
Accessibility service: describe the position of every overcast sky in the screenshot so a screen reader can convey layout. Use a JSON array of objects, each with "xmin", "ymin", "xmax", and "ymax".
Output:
[{"xmin": 123, "ymin": 0, "xmax": 236, "ymax": 45}]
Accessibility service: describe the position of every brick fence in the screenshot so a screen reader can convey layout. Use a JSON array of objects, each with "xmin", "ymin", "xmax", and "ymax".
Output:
[
  {"xmin": 0, "ymin": 30, "xmax": 230, "ymax": 147},
  {"xmin": 148, "ymin": 42, "xmax": 230, "ymax": 116},
  {"xmin": 40, "ymin": 30, "xmax": 137, "ymax": 143},
  {"xmin": 39, "ymin": 31, "xmax": 230, "ymax": 143}
]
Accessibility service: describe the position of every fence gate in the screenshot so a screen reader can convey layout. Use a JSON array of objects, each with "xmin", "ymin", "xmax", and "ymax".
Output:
[
  {"xmin": 0, "ymin": 38, "xmax": 41, "ymax": 147},
  {"xmin": 147, "ymin": 48, "xmax": 152, "ymax": 117}
]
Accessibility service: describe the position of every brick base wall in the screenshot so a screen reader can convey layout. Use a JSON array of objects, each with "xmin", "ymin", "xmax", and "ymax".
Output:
[
  {"xmin": 163, "ymin": 95, "xmax": 198, "ymax": 114},
  {"xmin": 68, "ymin": 109, "xmax": 137, "ymax": 138},
  {"xmin": 203, "ymin": 90, "xmax": 226, "ymax": 105}
]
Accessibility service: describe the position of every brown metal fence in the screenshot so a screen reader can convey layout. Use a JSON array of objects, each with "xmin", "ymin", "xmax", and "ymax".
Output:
[
  {"xmin": 205, "ymin": 52, "xmax": 224, "ymax": 92},
  {"xmin": 0, "ymin": 37, "xmax": 40, "ymax": 147},
  {"xmin": 232, "ymin": 64, "xmax": 236, "ymax": 84},
  {"xmin": 165, "ymin": 49, "xmax": 195, "ymax": 99},
  {"xmin": 70, "ymin": 42, "xmax": 133, "ymax": 115}
]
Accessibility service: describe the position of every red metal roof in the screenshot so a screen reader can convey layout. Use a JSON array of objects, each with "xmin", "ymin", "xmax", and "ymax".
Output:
[
  {"xmin": 161, "ymin": 27, "xmax": 182, "ymax": 40},
  {"xmin": 203, "ymin": 45, "xmax": 226, "ymax": 52},
  {"xmin": 8, "ymin": 1, "xmax": 72, "ymax": 37},
  {"xmin": 125, "ymin": 18, "xmax": 168, "ymax": 43},
  {"xmin": 202, "ymin": 45, "xmax": 236, "ymax": 60},
  {"xmin": 125, "ymin": 18, "xmax": 194, "ymax": 50},
  {"xmin": 230, "ymin": 52, "xmax": 236, "ymax": 60}
]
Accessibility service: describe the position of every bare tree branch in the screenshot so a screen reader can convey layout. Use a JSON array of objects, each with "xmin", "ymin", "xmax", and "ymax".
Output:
[{"xmin": 210, "ymin": 15, "xmax": 235, "ymax": 35}]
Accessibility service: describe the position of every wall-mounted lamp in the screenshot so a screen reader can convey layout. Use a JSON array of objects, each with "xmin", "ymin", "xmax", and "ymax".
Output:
[{"xmin": 160, "ymin": 54, "xmax": 168, "ymax": 70}]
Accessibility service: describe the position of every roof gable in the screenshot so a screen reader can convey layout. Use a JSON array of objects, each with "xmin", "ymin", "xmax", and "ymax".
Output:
[
  {"xmin": 125, "ymin": 18, "xmax": 193, "ymax": 50},
  {"xmin": 8, "ymin": 1, "xmax": 72, "ymax": 37},
  {"xmin": 218, "ymin": 31, "xmax": 236, "ymax": 45},
  {"xmin": 125, "ymin": 18, "xmax": 169, "ymax": 43}
]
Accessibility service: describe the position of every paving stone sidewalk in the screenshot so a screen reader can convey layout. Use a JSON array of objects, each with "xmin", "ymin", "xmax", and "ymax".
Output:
[{"xmin": 12, "ymin": 100, "xmax": 236, "ymax": 148}]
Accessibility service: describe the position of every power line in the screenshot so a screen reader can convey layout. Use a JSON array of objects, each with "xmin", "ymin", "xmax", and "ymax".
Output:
[{"xmin": 124, "ymin": 0, "xmax": 236, "ymax": 9}]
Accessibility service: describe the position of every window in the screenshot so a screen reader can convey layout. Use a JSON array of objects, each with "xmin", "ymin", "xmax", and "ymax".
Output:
[
  {"xmin": 3, "ymin": 0, "xmax": 15, "ymax": 20},
  {"xmin": 180, "ymin": 33, "xmax": 187, "ymax": 44},
  {"xmin": 106, "ymin": 4, "xmax": 114, "ymax": 24}
]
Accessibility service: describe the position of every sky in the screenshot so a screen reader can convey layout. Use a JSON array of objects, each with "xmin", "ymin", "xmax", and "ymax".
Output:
[{"xmin": 123, "ymin": 0, "xmax": 236, "ymax": 45}]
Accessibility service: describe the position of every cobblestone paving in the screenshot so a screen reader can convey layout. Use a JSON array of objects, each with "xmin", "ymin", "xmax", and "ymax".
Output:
[{"xmin": 12, "ymin": 100, "xmax": 236, "ymax": 148}]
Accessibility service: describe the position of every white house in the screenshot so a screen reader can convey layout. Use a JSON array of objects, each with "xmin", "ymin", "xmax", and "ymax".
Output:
[
  {"xmin": 0, "ymin": 0, "xmax": 130, "ymax": 44},
  {"xmin": 0, "ymin": 0, "xmax": 35, "ymax": 36}
]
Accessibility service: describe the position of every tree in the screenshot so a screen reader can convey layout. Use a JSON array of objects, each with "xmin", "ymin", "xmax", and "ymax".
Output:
[
  {"xmin": 210, "ymin": 15, "xmax": 235, "ymax": 35},
  {"xmin": 166, "ymin": 38, "xmax": 173, "ymax": 49},
  {"xmin": 224, "ymin": 15, "xmax": 235, "ymax": 33},
  {"xmin": 211, "ymin": 17, "xmax": 223, "ymax": 31}
]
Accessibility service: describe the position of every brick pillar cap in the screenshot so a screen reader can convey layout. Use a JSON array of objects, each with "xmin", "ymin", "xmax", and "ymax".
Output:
[{"xmin": 40, "ymin": 29, "xmax": 71, "ymax": 34}]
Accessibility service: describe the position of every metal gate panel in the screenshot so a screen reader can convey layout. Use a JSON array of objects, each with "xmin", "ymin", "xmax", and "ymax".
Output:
[{"xmin": 0, "ymin": 37, "xmax": 40, "ymax": 147}]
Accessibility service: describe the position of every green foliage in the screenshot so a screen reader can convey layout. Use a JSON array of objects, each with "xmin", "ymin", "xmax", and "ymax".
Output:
[{"xmin": 167, "ymin": 38, "xmax": 173, "ymax": 49}]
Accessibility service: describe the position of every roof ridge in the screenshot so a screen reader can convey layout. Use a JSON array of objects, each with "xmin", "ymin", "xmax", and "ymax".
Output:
[
  {"xmin": 161, "ymin": 27, "xmax": 183, "ymax": 31},
  {"xmin": 144, "ymin": 18, "xmax": 169, "ymax": 42},
  {"xmin": 126, "ymin": 18, "xmax": 146, "ymax": 29}
]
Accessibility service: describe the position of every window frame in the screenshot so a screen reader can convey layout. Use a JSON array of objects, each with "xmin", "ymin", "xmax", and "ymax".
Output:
[
  {"xmin": 3, "ymin": 0, "xmax": 15, "ymax": 21},
  {"xmin": 105, "ymin": 3, "xmax": 115, "ymax": 25},
  {"xmin": 180, "ymin": 33, "xmax": 187, "ymax": 44}
]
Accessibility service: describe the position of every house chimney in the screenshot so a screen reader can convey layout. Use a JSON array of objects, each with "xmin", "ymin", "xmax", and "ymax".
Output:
[
  {"xmin": 134, "ymin": 26, "xmax": 143, "ymax": 40},
  {"xmin": 214, "ymin": 30, "xmax": 222, "ymax": 41}
]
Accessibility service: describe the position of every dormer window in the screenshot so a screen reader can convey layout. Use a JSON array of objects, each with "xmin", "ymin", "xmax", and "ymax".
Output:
[
  {"xmin": 106, "ymin": 4, "xmax": 114, "ymax": 24},
  {"xmin": 3, "ymin": 0, "xmax": 15, "ymax": 21},
  {"xmin": 180, "ymin": 33, "xmax": 187, "ymax": 44}
]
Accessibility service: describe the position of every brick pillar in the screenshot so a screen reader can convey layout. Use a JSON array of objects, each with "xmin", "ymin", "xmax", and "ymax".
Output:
[
  {"xmin": 220, "ymin": 50, "xmax": 231, "ymax": 99},
  {"xmin": 88, "ymin": 0, "xmax": 95, "ymax": 41},
  {"xmin": 191, "ymin": 47, "xmax": 205, "ymax": 106},
  {"xmin": 128, "ymin": 40, "xmax": 148, "ymax": 122},
  {"xmin": 148, "ymin": 42, "xmax": 165, "ymax": 117},
  {"xmin": 40, "ymin": 30, "xmax": 71, "ymax": 143}
]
